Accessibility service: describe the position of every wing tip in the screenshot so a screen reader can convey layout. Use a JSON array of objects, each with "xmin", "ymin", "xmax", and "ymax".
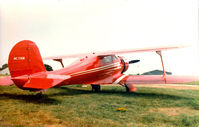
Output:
[{"xmin": 0, "ymin": 76, "xmax": 14, "ymax": 86}]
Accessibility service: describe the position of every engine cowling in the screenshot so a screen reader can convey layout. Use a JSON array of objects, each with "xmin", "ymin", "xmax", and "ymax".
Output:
[{"xmin": 118, "ymin": 56, "xmax": 129, "ymax": 73}]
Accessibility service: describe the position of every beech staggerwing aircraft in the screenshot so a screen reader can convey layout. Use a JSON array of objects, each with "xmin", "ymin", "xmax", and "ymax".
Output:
[{"xmin": 0, "ymin": 40, "xmax": 199, "ymax": 93}]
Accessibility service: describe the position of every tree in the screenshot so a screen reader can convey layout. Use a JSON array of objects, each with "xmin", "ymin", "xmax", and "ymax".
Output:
[
  {"xmin": 2, "ymin": 64, "xmax": 8, "ymax": 69},
  {"xmin": 0, "ymin": 63, "xmax": 8, "ymax": 71},
  {"xmin": 44, "ymin": 64, "xmax": 53, "ymax": 71}
]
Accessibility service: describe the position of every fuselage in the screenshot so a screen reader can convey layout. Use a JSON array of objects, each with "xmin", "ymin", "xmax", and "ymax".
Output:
[
  {"xmin": 7, "ymin": 39, "xmax": 129, "ymax": 90},
  {"xmin": 49, "ymin": 55, "xmax": 126, "ymax": 86}
]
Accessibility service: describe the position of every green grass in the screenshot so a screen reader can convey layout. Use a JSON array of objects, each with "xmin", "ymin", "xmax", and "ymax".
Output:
[
  {"xmin": 0, "ymin": 85, "xmax": 199, "ymax": 127},
  {"xmin": 186, "ymin": 81, "xmax": 199, "ymax": 85}
]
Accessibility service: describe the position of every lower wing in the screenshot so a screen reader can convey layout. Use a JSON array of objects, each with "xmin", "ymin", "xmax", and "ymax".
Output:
[
  {"xmin": 120, "ymin": 75, "xmax": 199, "ymax": 84},
  {"xmin": 0, "ymin": 76, "xmax": 14, "ymax": 86}
]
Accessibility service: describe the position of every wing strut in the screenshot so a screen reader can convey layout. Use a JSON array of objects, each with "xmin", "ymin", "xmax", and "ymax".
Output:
[
  {"xmin": 53, "ymin": 59, "xmax": 64, "ymax": 68},
  {"xmin": 156, "ymin": 51, "xmax": 166, "ymax": 83}
]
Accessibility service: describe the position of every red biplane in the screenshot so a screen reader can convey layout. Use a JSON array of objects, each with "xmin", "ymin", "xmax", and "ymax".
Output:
[{"xmin": 0, "ymin": 40, "xmax": 199, "ymax": 93}]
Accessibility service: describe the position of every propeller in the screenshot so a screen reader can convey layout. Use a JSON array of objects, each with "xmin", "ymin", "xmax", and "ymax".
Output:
[{"xmin": 129, "ymin": 60, "xmax": 140, "ymax": 64}]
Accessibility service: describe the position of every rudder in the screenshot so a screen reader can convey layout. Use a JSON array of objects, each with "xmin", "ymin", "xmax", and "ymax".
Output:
[{"xmin": 8, "ymin": 40, "xmax": 46, "ymax": 78}]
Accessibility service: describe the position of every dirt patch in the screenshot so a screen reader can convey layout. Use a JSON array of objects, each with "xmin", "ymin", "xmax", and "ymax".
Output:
[
  {"xmin": 134, "ymin": 84, "xmax": 199, "ymax": 90},
  {"xmin": 150, "ymin": 107, "xmax": 199, "ymax": 116},
  {"xmin": 0, "ymin": 121, "xmax": 12, "ymax": 127},
  {"xmin": 3, "ymin": 110, "xmax": 70, "ymax": 127},
  {"xmin": 44, "ymin": 124, "xmax": 66, "ymax": 127}
]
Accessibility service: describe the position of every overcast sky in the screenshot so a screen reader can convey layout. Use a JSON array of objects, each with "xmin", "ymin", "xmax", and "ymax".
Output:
[{"xmin": 0, "ymin": 0, "xmax": 198, "ymax": 75}]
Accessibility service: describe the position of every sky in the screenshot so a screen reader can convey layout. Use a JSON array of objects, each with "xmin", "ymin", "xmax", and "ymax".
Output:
[{"xmin": 0, "ymin": 0, "xmax": 198, "ymax": 75}]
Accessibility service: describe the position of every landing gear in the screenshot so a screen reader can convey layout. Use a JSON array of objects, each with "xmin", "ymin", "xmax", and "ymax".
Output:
[
  {"xmin": 91, "ymin": 84, "xmax": 101, "ymax": 92},
  {"xmin": 125, "ymin": 85, "xmax": 130, "ymax": 92},
  {"xmin": 124, "ymin": 84, "xmax": 137, "ymax": 93},
  {"xmin": 36, "ymin": 92, "xmax": 43, "ymax": 98}
]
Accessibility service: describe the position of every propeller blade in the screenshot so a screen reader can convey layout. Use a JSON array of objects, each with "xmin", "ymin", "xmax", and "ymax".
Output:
[{"xmin": 129, "ymin": 60, "xmax": 140, "ymax": 64}]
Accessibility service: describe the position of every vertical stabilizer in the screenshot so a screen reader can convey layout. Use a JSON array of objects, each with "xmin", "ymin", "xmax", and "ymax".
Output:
[{"xmin": 8, "ymin": 40, "xmax": 46, "ymax": 78}]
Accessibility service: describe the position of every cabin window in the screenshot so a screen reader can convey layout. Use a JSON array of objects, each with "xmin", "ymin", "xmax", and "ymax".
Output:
[
  {"xmin": 104, "ymin": 56, "xmax": 113, "ymax": 63},
  {"xmin": 113, "ymin": 56, "xmax": 117, "ymax": 61}
]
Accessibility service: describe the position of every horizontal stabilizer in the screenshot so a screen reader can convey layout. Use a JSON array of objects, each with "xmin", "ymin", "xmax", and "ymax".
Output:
[
  {"xmin": 0, "ymin": 76, "xmax": 13, "ymax": 86},
  {"xmin": 23, "ymin": 74, "xmax": 70, "ymax": 89}
]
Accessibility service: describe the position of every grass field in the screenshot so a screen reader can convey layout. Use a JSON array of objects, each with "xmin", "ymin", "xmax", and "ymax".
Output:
[
  {"xmin": 0, "ymin": 85, "xmax": 199, "ymax": 127},
  {"xmin": 187, "ymin": 81, "xmax": 199, "ymax": 85}
]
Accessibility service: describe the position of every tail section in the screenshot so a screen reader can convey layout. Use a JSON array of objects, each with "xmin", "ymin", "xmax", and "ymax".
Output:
[
  {"xmin": 8, "ymin": 40, "xmax": 46, "ymax": 77},
  {"xmin": 8, "ymin": 40, "xmax": 46, "ymax": 89},
  {"xmin": 23, "ymin": 74, "xmax": 71, "ymax": 89},
  {"xmin": 7, "ymin": 40, "xmax": 70, "ymax": 90}
]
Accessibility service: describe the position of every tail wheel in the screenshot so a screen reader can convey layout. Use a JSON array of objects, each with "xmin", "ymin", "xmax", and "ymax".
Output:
[
  {"xmin": 36, "ymin": 92, "xmax": 43, "ymax": 98},
  {"xmin": 91, "ymin": 84, "xmax": 101, "ymax": 92}
]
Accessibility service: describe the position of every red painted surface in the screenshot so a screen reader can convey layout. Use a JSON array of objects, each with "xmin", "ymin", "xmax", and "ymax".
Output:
[
  {"xmin": 0, "ymin": 40, "xmax": 198, "ymax": 92},
  {"xmin": 0, "ymin": 76, "xmax": 13, "ymax": 86},
  {"xmin": 121, "ymin": 75, "xmax": 199, "ymax": 84},
  {"xmin": 8, "ymin": 40, "xmax": 46, "ymax": 89}
]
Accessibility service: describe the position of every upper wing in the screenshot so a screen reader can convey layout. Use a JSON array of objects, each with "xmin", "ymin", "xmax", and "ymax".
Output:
[
  {"xmin": 43, "ymin": 45, "xmax": 187, "ymax": 60},
  {"xmin": 0, "ymin": 76, "xmax": 14, "ymax": 86},
  {"xmin": 120, "ymin": 75, "xmax": 199, "ymax": 84}
]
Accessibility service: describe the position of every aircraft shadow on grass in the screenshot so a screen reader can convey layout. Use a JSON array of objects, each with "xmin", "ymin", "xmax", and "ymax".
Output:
[
  {"xmin": 0, "ymin": 86, "xmax": 192, "ymax": 104},
  {"xmin": 0, "ymin": 93, "xmax": 61, "ymax": 105},
  {"xmin": 50, "ymin": 86, "xmax": 191, "ymax": 101}
]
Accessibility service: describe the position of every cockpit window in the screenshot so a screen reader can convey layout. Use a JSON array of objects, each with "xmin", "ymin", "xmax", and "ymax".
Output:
[
  {"xmin": 113, "ymin": 56, "xmax": 117, "ymax": 61},
  {"xmin": 104, "ymin": 56, "xmax": 113, "ymax": 63}
]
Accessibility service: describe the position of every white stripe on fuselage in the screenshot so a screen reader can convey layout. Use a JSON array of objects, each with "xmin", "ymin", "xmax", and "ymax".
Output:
[{"xmin": 70, "ymin": 62, "xmax": 121, "ymax": 77}]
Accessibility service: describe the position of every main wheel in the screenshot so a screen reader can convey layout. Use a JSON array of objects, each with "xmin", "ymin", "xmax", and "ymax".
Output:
[
  {"xmin": 91, "ymin": 84, "xmax": 101, "ymax": 92},
  {"xmin": 125, "ymin": 85, "xmax": 130, "ymax": 92}
]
